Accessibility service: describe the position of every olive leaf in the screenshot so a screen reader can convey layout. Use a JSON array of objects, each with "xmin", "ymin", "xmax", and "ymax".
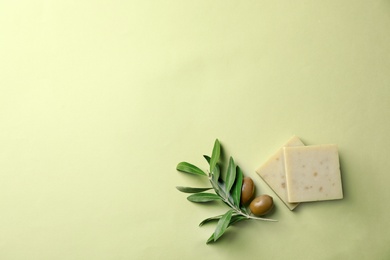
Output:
[
  {"xmin": 206, "ymin": 214, "xmax": 248, "ymax": 244},
  {"xmin": 187, "ymin": 193, "xmax": 221, "ymax": 202},
  {"xmin": 199, "ymin": 214, "xmax": 225, "ymax": 226},
  {"xmin": 209, "ymin": 139, "xmax": 220, "ymax": 174},
  {"xmin": 211, "ymin": 179, "xmax": 227, "ymax": 201},
  {"xmin": 176, "ymin": 186, "xmax": 212, "ymax": 193},
  {"xmin": 176, "ymin": 162, "xmax": 207, "ymax": 176},
  {"xmin": 229, "ymin": 214, "xmax": 248, "ymax": 225},
  {"xmin": 206, "ymin": 233, "xmax": 215, "ymax": 244},
  {"xmin": 212, "ymin": 164, "xmax": 220, "ymax": 183},
  {"xmin": 203, "ymin": 155, "xmax": 210, "ymax": 163},
  {"xmin": 240, "ymin": 206, "xmax": 249, "ymax": 215},
  {"xmin": 200, "ymin": 213, "xmax": 246, "ymax": 226},
  {"xmin": 225, "ymin": 157, "xmax": 236, "ymax": 194},
  {"xmin": 213, "ymin": 210, "xmax": 233, "ymax": 242},
  {"xmin": 204, "ymin": 155, "xmax": 220, "ymax": 183},
  {"xmin": 231, "ymin": 166, "xmax": 243, "ymax": 207}
]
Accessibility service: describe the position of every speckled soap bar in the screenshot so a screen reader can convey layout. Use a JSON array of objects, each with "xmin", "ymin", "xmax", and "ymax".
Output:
[
  {"xmin": 256, "ymin": 136, "xmax": 303, "ymax": 210},
  {"xmin": 284, "ymin": 145, "xmax": 343, "ymax": 203}
]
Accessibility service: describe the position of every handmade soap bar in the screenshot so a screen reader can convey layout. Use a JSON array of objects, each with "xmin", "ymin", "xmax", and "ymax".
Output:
[
  {"xmin": 256, "ymin": 136, "xmax": 303, "ymax": 210},
  {"xmin": 284, "ymin": 145, "xmax": 343, "ymax": 203}
]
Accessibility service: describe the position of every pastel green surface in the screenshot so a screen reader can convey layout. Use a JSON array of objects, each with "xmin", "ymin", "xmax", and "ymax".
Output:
[{"xmin": 1, "ymin": 1, "xmax": 389, "ymax": 259}]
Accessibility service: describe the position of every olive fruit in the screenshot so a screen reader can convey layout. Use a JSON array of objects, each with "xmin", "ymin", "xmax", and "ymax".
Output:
[
  {"xmin": 249, "ymin": 195, "xmax": 274, "ymax": 216},
  {"xmin": 240, "ymin": 177, "xmax": 255, "ymax": 205}
]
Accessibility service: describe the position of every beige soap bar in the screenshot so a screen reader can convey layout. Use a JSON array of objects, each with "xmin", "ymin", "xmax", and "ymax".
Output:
[
  {"xmin": 256, "ymin": 136, "xmax": 304, "ymax": 210},
  {"xmin": 284, "ymin": 145, "xmax": 343, "ymax": 203}
]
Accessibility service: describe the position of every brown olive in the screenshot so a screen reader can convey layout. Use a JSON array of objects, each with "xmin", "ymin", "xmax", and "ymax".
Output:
[
  {"xmin": 249, "ymin": 195, "xmax": 274, "ymax": 216},
  {"xmin": 240, "ymin": 177, "xmax": 255, "ymax": 205}
]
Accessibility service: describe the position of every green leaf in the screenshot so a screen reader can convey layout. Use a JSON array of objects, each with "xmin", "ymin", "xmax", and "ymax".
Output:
[
  {"xmin": 206, "ymin": 214, "xmax": 248, "ymax": 244},
  {"xmin": 204, "ymin": 154, "xmax": 221, "ymax": 181},
  {"xmin": 213, "ymin": 210, "xmax": 233, "ymax": 242},
  {"xmin": 200, "ymin": 213, "xmax": 246, "ymax": 226},
  {"xmin": 176, "ymin": 162, "xmax": 207, "ymax": 176},
  {"xmin": 203, "ymin": 155, "xmax": 211, "ymax": 164},
  {"xmin": 240, "ymin": 206, "xmax": 249, "ymax": 215},
  {"xmin": 210, "ymin": 178, "xmax": 226, "ymax": 199},
  {"xmin": 230, "ymin": 214, "xmax": 248, "ymax": 225},
  {"xmin": 212, "ymin": 163, "xmax": 220, "ymax": 182},
  {"xmin": 209, "ymin": 139, "xmax": 220, "ymax": 174},
  {"xmin": 231, "ymin": 166, "xmax": 243, "ymax": 207},
  {"xmin": 206, "ymin": 233, "xmax": 215, "ymax": 244},
  {"xmin": 199, "ymin": 214, "xmax": 224, "ymax": 226},
  {"xmin": 187, "ymin": 193, "xmax": 221, "ymax": 203},
  {"xmin": 176, "ymin": 186, "xmax": 212, "ymax": 193},
  {"xmin": 225, "ymin": 157, "xmax": 236, "ymax": 194}
]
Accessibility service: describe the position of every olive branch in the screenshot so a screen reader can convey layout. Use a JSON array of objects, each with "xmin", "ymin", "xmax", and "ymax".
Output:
[{"xmin": 176, "ymin": 139, "xmax": 277, "ymax": 244}]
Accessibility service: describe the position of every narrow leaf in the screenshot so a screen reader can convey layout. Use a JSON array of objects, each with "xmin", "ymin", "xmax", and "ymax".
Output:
[
  {"xmin": 240, "ymin": 206, "xmax": 249, "ymax": 215},
  {"xmin": 231, "ymin": 166, "xmax": 243, "ymax": 207},
  {"xmin": 230, "ymin": 214, "xmax": 248, "ymax": 225},
  {"xmin": 212, "ymin": 163, "xmax": 220, "ymax": 183},
  {"xmin": 209, "ymin": 139, "xmax": 220, "ymax": 174},
  {"xmin": 200, "ymin": 214, "xmax": 246, "ymax": 226},
  {"xmin": 225, "ymin": 157, "xmax": 236, "ymax": 194},
  {"xmin": 176, "ymin": 162, "xmax": 207, "ymax": 176},
  {"xmin": 187, "ymin": 193, "xmax": 221, "ymax": 203},
  {"xmin": 176, "ymin": 186, "xmax": 212, "ymax": 193},
  {"xmin": 203, "ymin": 155, "xmax": 210, "ymax": 164},
  {"xmin": 206, "ymin": 233, "xmax": 215, "ymax": 244},
  {"xmin": 211, "ymin": 178, "xmax": 226, "ymax": 199},
  {"xmin": 199, "ymin": 214, "xmax": 224, "ymax": 226},
  {"xmin": 213, "ymin": 210, "xmax": 233, "ymax": 242},
  {"xmin": 204, "ymin": 154, "xmax": 220, "ymax": 181},
  {"xmin": 206, "ymin": 214, "xmax": 248, "ymax": 244}
]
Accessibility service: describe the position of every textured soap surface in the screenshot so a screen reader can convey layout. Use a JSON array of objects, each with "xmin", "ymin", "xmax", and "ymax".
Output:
[
  {"xmin": 256, "ymin": 136, "xmax": 303, "ymax": 210},
  {"xmin": 284, "ymin": 145, "xmax": 343, "ymax": 203}
]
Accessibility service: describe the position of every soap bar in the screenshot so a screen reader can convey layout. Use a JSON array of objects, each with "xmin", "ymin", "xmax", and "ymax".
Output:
[
  {"xmin": 256, "ymin": 136, "xmax": 304, "ymax": 210},
  {"xmin": 284, "ymin": 145, "xmax": 343, "ymax": 203}
]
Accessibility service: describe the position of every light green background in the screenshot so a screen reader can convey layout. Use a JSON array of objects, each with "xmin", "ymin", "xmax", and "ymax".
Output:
[{"xmin": 1, "ymin": 1, "xmax": 389, "ymax": 259}]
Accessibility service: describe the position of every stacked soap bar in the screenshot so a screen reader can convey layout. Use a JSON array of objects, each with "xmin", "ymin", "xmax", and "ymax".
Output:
[
  {"xmin": 256, "ymin": 136, "xmax": 343, "ymax": 210},
  {"xmin": 255, "ymin": 136, "xmax": 303, "ymax": 210}
]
